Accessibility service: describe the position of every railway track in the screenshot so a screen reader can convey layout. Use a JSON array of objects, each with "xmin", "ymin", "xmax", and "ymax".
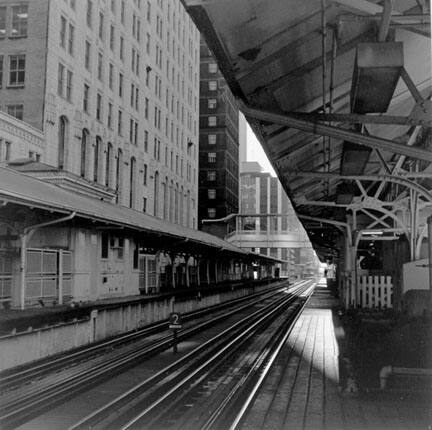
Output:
[
  {"xmin": 0, "ymin": 280, "xmax": 311, "ymax": 429},
  {"xmin": 0, "ymin": 281, "xmax": 287, "ymax": 391},
  {"xmin": 68, "ymin": 280, "xmax": 315, "ymax": 430}
]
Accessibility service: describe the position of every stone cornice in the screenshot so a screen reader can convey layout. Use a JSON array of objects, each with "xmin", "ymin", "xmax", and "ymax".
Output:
[{"xmin": 0, "ymin": 112, "xmax": 45, "ymax": 148}]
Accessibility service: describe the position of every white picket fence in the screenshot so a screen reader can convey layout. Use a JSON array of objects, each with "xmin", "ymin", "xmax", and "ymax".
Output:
[{"xmin": 357, "ymin": 275, "xmax": 393, "ymax": 308}]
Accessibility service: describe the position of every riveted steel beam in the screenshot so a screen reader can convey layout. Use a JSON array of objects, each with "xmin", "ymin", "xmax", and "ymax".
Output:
[{"xmin": 240, "ymin": 103, "xmax": 432, "ymax": 162}]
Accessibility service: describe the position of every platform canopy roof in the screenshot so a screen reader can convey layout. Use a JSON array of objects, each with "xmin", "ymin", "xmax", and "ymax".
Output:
[
  {"xmin": 0, "ymin": 167, "xmax": 282, "ymax": 264},
  {"xmin": 183, "ymin": 0, "xmax": 431, "ymax": 260}
]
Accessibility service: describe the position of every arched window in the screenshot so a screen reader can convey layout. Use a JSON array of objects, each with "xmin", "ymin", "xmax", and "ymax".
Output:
[
  {"xmin": 174, "ymin": 183, "xmax": 179, "ymax": 224},
  {"xmin": 116, "ymin": 148, "xmax": 123, "ymax": 203},
  {"xmin": 58, "ymin": 116, "xmax": 68, "ymax": 169},
  {"xmin": 105, "ymin": 142, "xmax": 113, "ymax": 187},
  {"xmin": 130, "ymin": 156, "xmax": 136, "ymax": 208},
  {"xmin": 94, "ymin": 136, "xmax": 102, "ymax": 182},
  {"xmin": 154, "ymin": 171, "xmax": 160, "ymax": 217},
  {"xmin": 187, "ymin": 190, "xmax": 191, "ymax": 228},
  {"xmin": 81, "ymin": 129, "xmax": 89, "ymax": 177},
  {"xmin": 180, "ymin": 185, "xmax": 184, "ymax": 226},
  {"xmin": 163, "ymin": 177, "xmax": 168, "ymax": 220},
  {"xmin": 169, "ymin": 180, "xmax": 174, "ymax": 222}
]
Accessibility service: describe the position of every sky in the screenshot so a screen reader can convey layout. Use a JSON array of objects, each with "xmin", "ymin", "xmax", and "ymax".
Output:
[{"xmin": 245, "ymin": 122, "xmax": 276, "ymax": 176}]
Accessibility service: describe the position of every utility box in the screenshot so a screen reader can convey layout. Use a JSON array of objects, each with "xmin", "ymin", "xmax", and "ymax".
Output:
[{"xmin": 351, "ymin": 42, "xmax": 404, "ymax": 113}]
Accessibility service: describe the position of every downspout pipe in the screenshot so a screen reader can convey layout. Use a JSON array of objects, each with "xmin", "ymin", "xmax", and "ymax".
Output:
[
  {"xmin": 19, "ymin": 212, "xmax": 76, "ymax": 310},
  {"xmin": 378, "ymin": 0, "xmax": 393, "ymax": 42}
]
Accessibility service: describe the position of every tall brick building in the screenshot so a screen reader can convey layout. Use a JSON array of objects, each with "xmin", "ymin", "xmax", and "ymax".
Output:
[
  {"xmin": 0, "ymin": 0, "xmax": 200, "ymax": 228},
  {"xmin": 198, "ymin": 37, "xmax": 239, "ymax": 229}
]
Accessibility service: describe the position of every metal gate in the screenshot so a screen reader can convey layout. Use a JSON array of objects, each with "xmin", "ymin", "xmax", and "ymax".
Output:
[
  {"xmin": 0, "ymin": 251, "xmax": 12, "ymax": 306},
  {"xmin": 26, "ymin": 248, "xmax": 72, "ymax": 306},
  {"xmin": 139, "ymin": 254, "xmax": 157, "ymax": 294}
]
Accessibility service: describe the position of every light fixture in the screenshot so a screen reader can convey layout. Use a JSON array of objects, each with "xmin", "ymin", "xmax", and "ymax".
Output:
[{"xmin": 362, "ymin": 230, "xmax": 383, "ymax": 235}]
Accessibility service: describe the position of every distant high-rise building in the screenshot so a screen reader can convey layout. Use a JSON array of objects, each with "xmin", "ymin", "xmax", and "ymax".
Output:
[
  {"xmin": 0, "ymin": 0, "xmax": 200, "ymax": 228},
  {"xmin": 238, "ymin": 113, "xmax": 247, "ymax": 171},
  {"xmin": 230, "ymin": 161, "xmax": 318, "ymax": 279},
  {"xmin": 198, "ymin": 37, "xmax": 239, "ymax": 230}
]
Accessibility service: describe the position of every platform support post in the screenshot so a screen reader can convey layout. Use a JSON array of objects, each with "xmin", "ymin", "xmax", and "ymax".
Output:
[
  {"xmin": 428, "ymin": 216, "xmax": 432, "ymax": 311},
  {"xmin": 206, "ymin": 258, "xmax": 210, "ymax": 285},
  {"xmin": 196, "ymin": 258, "xmax": 201, "ymax": 286},
  {"xmin": 185, "ymin": 255, "xmax": 190, "ymax": 287}
]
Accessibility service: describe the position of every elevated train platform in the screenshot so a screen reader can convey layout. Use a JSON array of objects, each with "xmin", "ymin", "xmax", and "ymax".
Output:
[
  {"xmin": 3, "ymin": 280, "xmax": 430, "ymax": 429},
  {"xmin": 243, "ymin": 281, "xmax": 431, "ymax": 430}
]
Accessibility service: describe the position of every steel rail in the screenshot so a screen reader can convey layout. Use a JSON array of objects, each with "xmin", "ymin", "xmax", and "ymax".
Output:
[
  {"xmin": 228, "ymin": 285, "xmax": 314, "ymax": 430},
  {"xmin": 120, "ymin": 283, "xmax": 314, "ymax": 430},
  {"xmin": 0, "ymin": 280, "xmax": 287, "ymax": 390},
  {"xmin": 0, "ymin": 281, "xmax": 304, "ymax": 429},
  {"xmin": 68, "ymin": 281, "xmax": 313, "ymax": 430}
]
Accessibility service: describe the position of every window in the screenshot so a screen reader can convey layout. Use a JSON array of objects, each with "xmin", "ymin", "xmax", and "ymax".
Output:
[
  {"xmin": 208, "ymin": 62, "xmax": 217, "ymax": 73},
  {"xmin": 118, "ymin": 109, "xmax": 123, "ymax": 135},
  {"xmin": 66, "ymin": 70, "xmax": 73, "ymax": 101},
  {"xmin": 208, "ymin": 189, "xmax": 216, "ymax": 199},
  {"xmin": 97, "ymin": 52, "xmax": 103, "ymax": 80},
  {"xmin": 208, "ymin": 152, "xmax": 216, "ymax": 163},
  {"xmin": 60, "ymin": 16, "xmax": 67, "ymax": 47},
  {"xmin": 57, "ymin": 63, "xmax": 65, "ymax": 96},
  {"xmin": 143, "ymin": 163, "xmax": 147, "ymax": 185},
  {"xmin": 143, "ymin": 197, "xmax": 147, "ymax": 213},
  {"xmin": 96, "ymin": 93, "xmax": 102, "ymax": 120},
  {"xmin": 58, "ymin": 116, "xmax": 68, "ymax": 169},
  {"xmin": 208, "ymin": 134, "xmax": 216, "ymax": 145},
  {"xmin": 85, "ymin": 41, "xmax": 91, "ymax": 70},
  {"xmin": 129, "ymin": 157, "xmax": 136, "ymax": 208},
  {"xmin": 9, "ymin": 55, "xmax": 25, "ymax": 86},
  {"xmin": 207, "ymin": 171, "xmax": 216, "ymax": 181},
  {"xmin": 109, "ymin": 25, "xmax": 115, "ymax": 51},
  {"xmin": 116, "ymin": 149, "xmax": 122, "ymax": 200},
  {"xmin": 86, "ymin": 0, "xmax": 92, "ymax": 27},
  {"xmin": 208, "ymin": 116, "xmax": 217, "ymax": 127},
  {"xmin": 144, "ymin": 130, "xmax": 148, "ymax": 152},
  {"xmin": 208, "ymin": 80, "xmax": 217, "ymax": 91},
  {"xmin": 81, "ymin": 129, "xmax": 88, "ymax": 177},
  {"xmin": 119, "ymin": 36, "xmax": 124, "ymax": 61},
  {"xmin": 11, "ymin": 5, "xmax": 28, "ymax": 37},
  {"xmin": 119, "ymin": 73, "xmax": 123, "ymax": 97},
  {"xmin": 146, "ymin": 1, "xmax": 151, "ymax": 22},
  {"xmin": 83, "ymin": 83, "xmax": 90, "ymax": 113},
  {"xmin": 144, "ymin": 97, "xmax": 149, "ymax": 118},
  {"xmin": 7, "ymin": 104, "xmax": 23, "ymax": 120},
  {"xmin": 208, "ymin": 99, "xmax": 217, "ymax": 109},
  {"xmin": 0, "ymin": 7, "xmax": 6, "ymax": 38},
  {"xmin": 108, "ymin": 63, "xmax": 114, "ymax": 90},
  {"xmin": 207, "ymin": 208, "xmax": 216, "ymax": 218},
  {"xmin": 107, "ymin": 102, "xmax": 113, "ymax": 128},
  {"xmin": 68, "ymin": 24, "xmax": 74, "ymax": 54},
  {"xmin": 94, "ymin": 137, "xmax": 101, "ymax": 182},
  {"xmin": 101, "ymin": 233, "xmax": 109, "ymax": 259},
  {"xmin": 106, "ymin": 143, "xmax": 112, "ymax": 187},
  {"xmin": 121, "ymin": 0, "xmax": 125, "ymax": 24},
  {"xmin": 98, "ymin": 12, "xmax": 104, "ymax": 40}
]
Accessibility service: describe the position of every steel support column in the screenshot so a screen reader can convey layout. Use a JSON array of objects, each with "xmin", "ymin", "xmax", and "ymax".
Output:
[{"xmin": 428, "ymin": 216, "xmax": 432, "ymax": 311}]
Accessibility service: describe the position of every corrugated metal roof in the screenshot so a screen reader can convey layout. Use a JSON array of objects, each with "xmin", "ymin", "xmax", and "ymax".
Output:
[{"xmin": 0, "ymin": 167, "xmax": 262, "ymax": 259}]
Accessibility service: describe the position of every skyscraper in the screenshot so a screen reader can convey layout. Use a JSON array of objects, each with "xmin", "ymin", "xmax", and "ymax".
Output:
[
  {"xmin": 0, "ymin": 0, "xmax": 200, "ymax": 228},
  {"xmin": 198, "ymin": 37, "xmax": 239, "ymax": 229}
]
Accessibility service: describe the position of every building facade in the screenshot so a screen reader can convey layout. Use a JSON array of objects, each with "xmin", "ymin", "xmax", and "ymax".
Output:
[
  {"xmin": 0, "ymin": 0, "xmax": 200, "ymax": 227},
  {"xmin": 198, "ymin": 37, "xmax": 239, "ymax": 228},
  {"xmin": 228, "ymin": 162, "xmax": 319, "ymax": 279}
]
